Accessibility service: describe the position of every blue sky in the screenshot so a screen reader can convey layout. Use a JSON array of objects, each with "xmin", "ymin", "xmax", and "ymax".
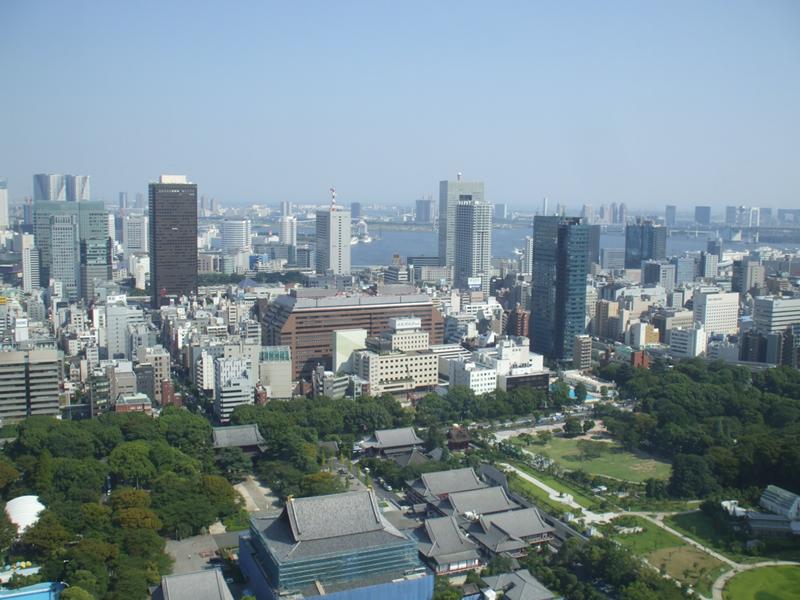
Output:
[{"xmin": 1, "ymin": 1, "xmax": 798, "ymax": 210}]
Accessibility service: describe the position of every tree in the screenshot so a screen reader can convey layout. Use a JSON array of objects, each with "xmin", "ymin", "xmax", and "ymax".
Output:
[
  {"xmin": 299, "ymin": 472, "xmax": 345, "ymax": 497},
  {"xmin": 0, "ymin": 508, "xmax": 17, "ymax": 558},
  {"xmin": 577, "ymin": 439, "xmax": 604, "ymax": 461},
  {"xmin": 108, "ymin": 442, "xmax": 156, "ymax": 487},
  {"xmin": 110, "ymin": 488, "xmax": 151, "ymax": 511},
  {"xmin": 22, "ymin": 511, "xmax": 69, "ymax": 558},
  {"xmin": 61, "ymin": 587, "xmax": 94, "ymax": 600},
  {"xmin": 216, "ymin": 447, "xmax": 252, "ymax": 482},
  {"xmin": 551, "ymin": 380, "xmax": 571, "ymax": 408},
  {"xmin": 113, "ymin": 507, "xmax": 162, "ymax": 530},
  {"xmin": 433, "ymin": 576, "xmax": 462, "ymax": 600},
  {"xmin": 563, "ymin": 417, "xmax": 583, "ymax": 437},
  {"xmin": 583, "ymin": 419, "xmax": 596, "ymax": 433},
  {"xmin": 575, "ymin": 382, "xmax": 588, "ymax": 403},
  {"xmin": 668, "ymin": 454, "xmax": 720, "ymax": 498},
  {"xmin": 0, "ymin": 458, "xmax": 20, "ymax": 491},
  {"xmin": 536, "ymin": 430, "xmax": 553, "ymax": 445}
]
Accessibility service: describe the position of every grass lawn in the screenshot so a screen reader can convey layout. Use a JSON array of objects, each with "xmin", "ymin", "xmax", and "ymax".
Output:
[
  {"xmin": 509, "ymin": 460, "xmax": 600, "ymax": 510},
  {"xmin": 523, "ymin": 435, "xmax": 671, "ymax": 483},
  {"xmin": 609, "ymin": 516, "xmax": 727, "ymax": 597},
  {"xmin": 507, "ymin": 473, "xmax": 581, "ymax": 517},
  {"xmin": 667, "ymin": 512, "xmax": 800, "ymax": 564},
  {"xmin": 723, "ymin": 565, "xmax": 800, "ymax": 600}
]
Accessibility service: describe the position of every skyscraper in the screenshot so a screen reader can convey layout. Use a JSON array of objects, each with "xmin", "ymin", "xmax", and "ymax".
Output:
[
  {"xmin": 33, "ymin": 200, "xmax": 109, "ymax": 301},
  {"xmin": 280, "ymin": 200, "xmax": 292, "ymax": 216},
  {"xmin": 494, "ymin": 203, "xmax": 507, "ymax": 221},
  {"xmin": 695, "ymin": 206, "xmax": 711, "ymax": 226},
  {"xmin": 221, "ymin": 219, "xmax": 252, "ymax": 254},
  {"xmin": 21, "ymin": 234, "xmax": 40, "ymax": 293},
  {"xmin": 522, "ymin": 235, "xmax": 534, "ymax": 277},
  {"xmin": 119, "ymin": 192, "xmax": 128, "ymax": 210},
  {"xmin": 415, "ymin": 198, "xmax": 435, "ymax": 224},
  {"xmin": 65, "ymin": 175, "xmax": 90, "ymax": 202},
  {"xmin": 587, "ymin": 224, "xmax": 601, "ymax": 265},
  {"xmin": 33, "ymin": 174, "xmax": 66, "ymax": 202},
  {"xmin": 315, "ymin": 207, "xmax": 351, "ymax": 275},
  {"xmin": 0, "ymin": 178, "xmax": 8, "ymax": 229},
  {"xmin": 454, "ymin": 197, "xmax": 492, "ymax": 293},
  {"xmin": 350, "ymin": 202, "xmax": 362, "ymax": 220},
  {"xmin": 530, "ymin": 216, "xmax": 589, "ymax": 360},
  {"xmin": 624, "ymin": 219, "xmax": 666, "ymax": 269},
  {"xmin": 149, "ymin": 175, "xmax": 198, "ymax": 306},
  {"xmin": 665, "ymin": 205, "xmax": 677, "ymax": 228},
  {"xmin": 279, "ymin": 215, "xmax": 297, "ymax": 246},
  {"xmin": 438, "ymin": 178, "xmax": 484, "ymax": 267}
]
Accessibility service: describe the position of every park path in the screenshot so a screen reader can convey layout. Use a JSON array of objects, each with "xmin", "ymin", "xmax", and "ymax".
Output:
[{"xmin": 499, "ymin": 462, "xmax": 617, "ymax": 524}]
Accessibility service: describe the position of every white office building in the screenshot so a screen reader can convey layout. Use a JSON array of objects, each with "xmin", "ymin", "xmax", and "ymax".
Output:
[
  {"xmin": 315, "ymin": 208, "xmax": 351, "ymax": 275},
  {"xmin": 0, "ymin": 178, "xmax": 8, "ymax": 229},
  {"xmin": 753, "ymin": 296, "xmax": 800, "ymax": 333},
  {"xmin": 21, "ymin": 234, "xmax": 40, "ymax": 293},
  {"xmin": 214, "ymin": 357, "xmax": 254, "ymax": 423},
  {"xmin": 454, "ymin": 198, "xmax": 492, "ymax": 293},
  {"xmin": 693, "ymin": 291, "xmax": 739, "ymax": 336},
  {"xmin": 438, "ymin": 178, "xmax": 484, "ymax": 267},
  {"xmin": 65, "ymin": 175, "xmax": 90, "ymax": 202},
  {"xmin": 106, "ymin": 299, "xmax": 144, "ymax": 360},
  {"xmin": 669, "ymin": 325, "xmax": 707, "ymax": 358},
  {"xmin": 448, "ymin": 360, "xmax": 497, "ymax": 396},
  {"xmin": 221, "ymin": 219, "xmax": 252, "ymax": 254},
  {"xmin": 279, "ymin": 215, "xmax": 298, "ymax": 246},
  {"xmin": 33, "ymin": 174, "xmax": 66, "ymax": 202},
  {"xmin": 123, "ymin": 214, "xmax": 149, "ymax": 256}
]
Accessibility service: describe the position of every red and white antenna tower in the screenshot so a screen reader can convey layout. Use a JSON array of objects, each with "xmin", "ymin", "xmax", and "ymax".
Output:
[{"xmin": 329, "ymin": 187, "xmax": 337, "ymax": 211}]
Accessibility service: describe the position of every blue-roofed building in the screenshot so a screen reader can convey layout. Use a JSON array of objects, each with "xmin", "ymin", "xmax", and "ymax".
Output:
[
  {"xmin": 0, "ymin": 582, "xmax": 64, "ymax": 600},
  {"xmin": 239, "ymin": 489, "xmax": 433, "ymax": 600}
]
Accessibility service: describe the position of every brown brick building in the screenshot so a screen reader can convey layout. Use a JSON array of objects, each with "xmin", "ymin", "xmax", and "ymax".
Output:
[{"xmin": 260, "ymin": 291, "xmax": 444, "ymax": 380}]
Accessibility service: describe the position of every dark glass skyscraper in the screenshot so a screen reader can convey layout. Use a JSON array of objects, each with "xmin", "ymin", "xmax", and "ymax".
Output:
[
  {"xmin": 624, "ymin": 219, "xmax": 666, "ymax": 269},
  {"xmin": 587, "ymin": 224, "xmax": 601, "ymax": 265},
  {"xmin": 530, "ymin": 216, "xmax": 589, "ymax": 360},
  {"xmin": 149, "ymin": 175, "xmax": 198, "ymax": 306}
]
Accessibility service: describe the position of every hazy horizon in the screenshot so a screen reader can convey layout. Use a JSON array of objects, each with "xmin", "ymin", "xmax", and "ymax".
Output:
[{"xmin": 1, "ymin": 1, "xmax": 798, "ymax": 210}]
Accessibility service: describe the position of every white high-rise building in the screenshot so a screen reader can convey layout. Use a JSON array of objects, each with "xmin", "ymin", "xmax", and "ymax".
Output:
[
  {"xmin": 33, "ymin": 174, "xmax": 66, "ymax": 202},
  {"xmin": 107, "ymin": 214, "xmax": 116, "ymax": 243},
  {"xmin": 693, "ymin": 291, "xmax": 739, "ymax": 336},
  {"xmin": 0, "ymin": 178, "xmax": 8, "ymax": 229},
  {"xmin": 123, "ymin": 214, "xmax": 149, "ymax": 257},
  {"xmin": 279, "ymin": 215, "xmax": 297, "ymax": 246},
  {"xmin": 49, "ymin": 214, "xmax": 80, "ymax": 300},
  {"xmin": 21, "ymin": 234, "xmax": 40, "ymax": 293},
  {"xmin": 454, "ymin": 197, "xmax": 492, "ymax": 293},
  {"xmin": 522, "ymin": 235, "xmax": 534, "ymax": 277},
  {"xmin": 65, "ymin": 175, "xmax": 90, "ymax": 202},
  {"xmin": 438, "ymin": 178, "xmax": 484, "ymax": 267},
  {"xmin": 669, "ymin": 325, "xmax": 707, "ymax": 358},
  {"xmin": 753, "ymin": 296, "xmax": 800, "ymax": 333},
  {"xmin": 106, "ymin": 299, "xmax": 144, "ymax": 360},
  {"xmin": 315, "ymin": 208, "xmax": 351, "ymax": 275},
  {"xmin": 214, "ymin": 357, "xmax": 254, "ymax": 423},
  {"xmin": 221, "ymin": 219, "xmax": 251, "ymax": 254}
]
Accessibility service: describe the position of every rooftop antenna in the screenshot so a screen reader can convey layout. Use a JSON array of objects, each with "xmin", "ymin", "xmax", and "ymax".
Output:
[{"xmin": 329, "ymin": 187, "xmax": 337, "ymax": 211}]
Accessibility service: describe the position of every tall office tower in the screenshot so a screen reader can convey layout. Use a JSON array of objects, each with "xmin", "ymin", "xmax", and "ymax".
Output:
[
  {"xmin": 695, "ymin": 206, "xmax": 711, "ymax": 226},
  {"xmin": 280, "ymin": 200, "xmax": 292, "ymax": 216},
  {"xmin": 65, "ymin": 175, "xmax": 90, "ymax": 202},
  {"xmin": 725, "ymin": 205, "xmax": 737, "ymax": 226},
  {"xmin": 134, "ymin": 192, "xmax": 146, "ymax": 209},
  {"xmin": 609, "ymin": 202, "xmax": 618, "ymax": 223},
  {"xmin": 699, "ymin": 251, "xmax": 718, "ymax": 279},
  {"xmin": 350, "ymin": 202, "xmax": 362, "ymax": 220},
  {"xmin": 753, "ymin": 297, "xmax": 800, "ymax": 334},
  {"xmin": 732, "ymin": 259, "xmax": 765, "ymax": 295},
  {"xmin": 0, "ymin": 178, "xmax": 8, "ymax": 229},
  {"xmin": 693, "ymin": 291, "xmax": 739, "ymax": 336},
  {"xmin": 221, "ymin": 218, "xmax": 252, "ymax": 254},
  {"xmin": 494, "ymin": 203, "xmax": 507, "ymax": 221},
  {"xmin": 279, "ymin": 215, "xmax": 297, "ymax": 246},
  {"xmin": 33, "ymin": 174, "xmax": 66, "ymax": 202},
  {"xmin": 214, "ymin": 357, "xmax": 254, "ymax": 423},
  {"xmin": 617, "ymin": 202, "xmax": 628, "ymax": 224},
  {"xmin": 746, "ymin": 207, "xmax": 760, "ymax": 228},
  {"xmin": 624, "ymin": 219, "xmax": 666, "ymax": 269},
  {"xmin": 453, "ymin": 198, "xmax": 492, "ymax": 293},
  {"xmin": 315, "ymin": 207, "xmax": 351, "ymax": 275},
  {"xmin": 0, "ymin": 349, "xmax": 61, "ymax": 420},
  {"xmin": 122, "ymin": 214, "xmax": 148, "ymax": 257},
  {"xmin": 438, "ymin": 178, "xmax": 484, "ymax": 267},
  {"xmin": 33, "ymin": 201, "xmax": 109, "ymax": 301},
  {"xmin": 542, "ymin": 197, "xmax": 549, "ymax": 216},
  {"xmin": 119, "ymin": 192, "xmax": 128, "ymax": 210},
  {"xmin": 587, "ymin": 224, "xmax": 601, "ymax": 265},
  {"xmin": 665, "ymin": 205, "xmax": 677, "ymax": 228},
  {"xmin": 149, "ymin": 175, "xmax": 198, "ymax": 307},
  {"xmin": 522, "ymin": 235, "xmax": 534, "ymax": 277},
  {"xmin": 49, "ymin": 214, "xmax": 81, "ymax": 299},
  {"xmin": 581, "ymin": 204, "xmax": 594, "ymax": 224},
  {"xmin": 21, "ymin": 234, "xmax": 40, "ymax": 293},
  {"xmin": 107, "ymin": 214, "xmax": 117, "ymax": 243},
  {"xmin": 415, "ymin": 198, "xmax": 435, "ymax": 224},
  {"xmin": 530, "ymin": 216, "xmax": 590, "ymax": 360}
]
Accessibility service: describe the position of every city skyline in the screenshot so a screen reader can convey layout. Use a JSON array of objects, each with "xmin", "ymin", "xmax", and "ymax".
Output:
[{"xmin": 1, "ymin": 2, "xmax": 798, "ymax": 208}]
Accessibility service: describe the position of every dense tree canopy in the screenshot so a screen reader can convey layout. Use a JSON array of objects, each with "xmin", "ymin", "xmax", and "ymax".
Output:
[{"xmin": 597, "ymin": 360, "xmax": 800, "ymax": 497}]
